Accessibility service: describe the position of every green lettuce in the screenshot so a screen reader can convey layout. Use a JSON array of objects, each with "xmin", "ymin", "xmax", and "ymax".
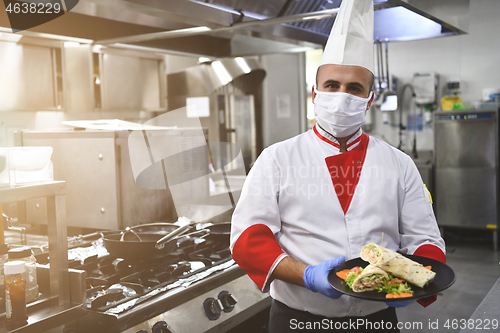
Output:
[
  {"xmin": 363, "ymin": 244, "xmax": 381, "ymax": 256},
  {"xmin": 344, "ymin": 267, "xmax": 364, "ymax": 289},
  {"xmin": 376, "ymin": 273, "xmax": 414, "ymax": 295},
  {"xmin": 345, "ymin": 272, "xmax": 359, "ymax": 289},
  {"xmin": 376, "ymin": 282, "xmax": 413, "ymax": 295}
]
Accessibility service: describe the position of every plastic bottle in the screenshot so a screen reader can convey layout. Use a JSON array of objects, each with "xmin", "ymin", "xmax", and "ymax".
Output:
[
  {"xmin": 8, "ymin": 247, "xmax": 39, "ymax": 303},
  {"xmin": 4, "ymin": 261, "xmax": 28, "ymax": 330}
]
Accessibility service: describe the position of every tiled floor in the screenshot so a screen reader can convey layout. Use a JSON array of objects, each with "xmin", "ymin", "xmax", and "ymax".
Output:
[{"xmin": 397, "ymin": 229, "xmax": 500, "ymax": 333}]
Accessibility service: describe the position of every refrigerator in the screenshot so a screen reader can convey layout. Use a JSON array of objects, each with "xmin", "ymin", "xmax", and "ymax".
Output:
[{"xmin": 434, "ymin": 109, "xmax": 498, "ymax": 249}]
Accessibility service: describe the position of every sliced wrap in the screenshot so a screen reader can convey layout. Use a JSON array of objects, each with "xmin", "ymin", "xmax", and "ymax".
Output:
[
  {"xmin": 351, "ymin": 264, "xmax": 389, "ymax": 292},
  {"xmin": 360, "ymin": 243, "xmax": 436, "ymax": 288}
]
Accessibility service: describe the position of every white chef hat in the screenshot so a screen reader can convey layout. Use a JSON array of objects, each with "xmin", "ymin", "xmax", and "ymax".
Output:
[{"xmin": 319, "ymin": 0, "xmax": 374, "ymax": 74}]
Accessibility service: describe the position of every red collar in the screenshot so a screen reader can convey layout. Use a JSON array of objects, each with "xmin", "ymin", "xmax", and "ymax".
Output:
[{"xmin": 313, "ymin": 124, "xmax": 362, "ymax": 151}]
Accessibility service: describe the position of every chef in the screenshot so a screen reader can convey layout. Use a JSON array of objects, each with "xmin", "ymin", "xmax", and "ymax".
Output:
[{"xmin": 230, "ymin": 0, "xmax": 446, "ymax": 331}]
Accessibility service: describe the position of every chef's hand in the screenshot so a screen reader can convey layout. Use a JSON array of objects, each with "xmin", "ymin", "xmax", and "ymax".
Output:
[
  {"xmin": 303, "ymin": 256, "xmax": 345, "ymax": 299},
  {"xmin": 386, "ymin": 300, "xmax": 416, "ymax": 308}
]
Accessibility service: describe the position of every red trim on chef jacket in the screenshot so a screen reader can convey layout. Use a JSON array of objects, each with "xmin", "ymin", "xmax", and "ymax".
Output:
[
  {"xmin": 232, "ymin": 224, "xmax": 284, "ymax": 291},
  {"xmin": 313, "ymin": 125, "xmax": 362, "ymax": 150},
  {"xmin": 324, "ymin": 134, "xmax": 369, "ymax": 214},
  {"xmin": 414, "ymin": 244, "xmax": 446, "ymax": 307}
]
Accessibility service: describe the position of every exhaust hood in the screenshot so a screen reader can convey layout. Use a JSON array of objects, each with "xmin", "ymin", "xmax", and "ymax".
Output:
[{"xmin": 0, "ymin": 0, "xmax": 469, "ymax": 57}]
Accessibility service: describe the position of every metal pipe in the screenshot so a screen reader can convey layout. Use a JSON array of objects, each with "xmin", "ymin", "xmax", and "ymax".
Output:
[
  {"xmin": 379, "ymin": 41, "xmax": 385, "ymax": 87},
  {"xmin": 376, "ymin": 41, "xmax": 383, "ymax": 92},
  {"xmin": 385, "ymin": 40, "xmax": 390, "ymax": 91},
  {"xmin": 399, "ymin": 84, "xmax": 415, "ymax": 151}
]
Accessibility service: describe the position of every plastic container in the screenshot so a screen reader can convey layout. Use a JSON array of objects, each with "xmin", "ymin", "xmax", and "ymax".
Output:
[
  {"xmin": 473, "ymin": 100, "xmax": 500, "ymax": 110},
  {"xmin": 8, "ymin": 247, "xmax": 39, "ymax": 303},
  {"xmin": 4, "ymin": 261, "xmax": 28, "ymax": 330},
  {"xmin": 0, "ymin": 244, "xmax": 9, "ymax": 302},
  {"xmin": 482, "ymin": 88, "xmax": 500, "ymax": 101},
  {"xmin": 0, "ymin": 148, "xmax": 9, "ymax": 188},
  {"xmin": 7, "ymin": 146, "xmax": 53, "ymax": 185}
]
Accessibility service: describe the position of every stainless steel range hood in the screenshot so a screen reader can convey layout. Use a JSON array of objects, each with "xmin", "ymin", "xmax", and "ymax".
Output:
[{"xmin": 0, "ymin": 0, "xmax": 469, "ymax": 57}]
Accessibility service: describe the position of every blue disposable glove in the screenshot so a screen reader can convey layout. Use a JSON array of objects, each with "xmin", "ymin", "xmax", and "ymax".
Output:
[
  {"xmin": 303, "ymin": 256, "xmax": 346, "ymax": 299},
  {"xmin": 386, "ymin": 300, "xmax": 416, "ymax": 308}
]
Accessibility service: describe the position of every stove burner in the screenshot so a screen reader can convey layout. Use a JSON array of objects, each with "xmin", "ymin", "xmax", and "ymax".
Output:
[
  {"xmin": 90, "ymin": 288, "xmax": 125, "ymax": 310},
  {"xmin": 73, "ymin": 235, "xmax": 233, "ymax": 313}
]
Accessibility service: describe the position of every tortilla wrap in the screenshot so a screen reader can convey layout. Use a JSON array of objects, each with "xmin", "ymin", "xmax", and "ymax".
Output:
[
  {"xmin": 352, "ymin": 264, "xmax": 389, "ymax": 292},
  {"xmin": 360, "ymin": 243, "xmax": 436, "ymax": 288}
]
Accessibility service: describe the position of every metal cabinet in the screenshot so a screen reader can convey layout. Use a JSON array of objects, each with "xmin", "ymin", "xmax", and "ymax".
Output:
[
  {"xmin": 434, "ymin": 110, "xmax": 498, "ymax": 248},
  {"xmin": 98, "ymin": 52, "xmax": 165, "ymax": 111},
  {"xmin": 20, "ymin": 129, "xmax": 208, "ymax": 230},
  {"xmin": 0, "ymin": 40, "xmax": 62, "ymax": 111},
  {"xmin": 0, "ymin": 181, "xmax": 69, "ymax": 306}
]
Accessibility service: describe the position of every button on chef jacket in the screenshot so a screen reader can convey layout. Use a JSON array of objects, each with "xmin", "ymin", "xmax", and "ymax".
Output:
[{"xmin": 230, "ymin": 124, "xmax": 446, "ymax": 318}]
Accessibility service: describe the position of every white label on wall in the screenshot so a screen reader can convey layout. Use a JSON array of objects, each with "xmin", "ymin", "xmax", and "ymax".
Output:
[
  {"xmin": 186, "ymin": 96, "xmax": 210, "ymax": 118},
  {"xmin": 276, "ymin": 94, "xmax": 291, "ymax": 119}
]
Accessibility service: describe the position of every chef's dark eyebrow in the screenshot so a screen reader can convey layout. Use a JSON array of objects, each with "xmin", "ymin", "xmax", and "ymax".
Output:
[{"xmin": 322, "ymin": 79, "xmax": 366, "ymax": 90}]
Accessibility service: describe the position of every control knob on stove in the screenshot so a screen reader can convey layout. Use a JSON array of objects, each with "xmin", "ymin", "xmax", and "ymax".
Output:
[
  {"xmin": 152, "ymin": 321, "xmax": 174, "ymax": 333},
  {"xmin": 218, "ymin": 291, "xmax": 237, "ymax": 312},
  {"xmin": 203, "ymin": 297, "xmax": 223, "ymax": 320}
]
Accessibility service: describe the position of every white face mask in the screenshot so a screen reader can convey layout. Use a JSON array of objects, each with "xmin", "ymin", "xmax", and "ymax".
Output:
[{"xmin": 314, "ymin": 88, "xmax": 373, "ymax": 138}]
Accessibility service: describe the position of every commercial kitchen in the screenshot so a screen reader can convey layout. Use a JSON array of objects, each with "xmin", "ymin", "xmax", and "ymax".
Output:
[{"xmin": 0, "ymin": 0, "xmax": 499, "ymax": 332}]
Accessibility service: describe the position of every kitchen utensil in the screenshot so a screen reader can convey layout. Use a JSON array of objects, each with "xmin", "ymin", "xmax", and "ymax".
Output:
[
  {"xmin": 155, "ymin": 221, "xmax": 195, "ymax": 249},
  {"xmin": 120, "ymin": 228, "xmax": 142, "ymax": 242},
  {"xmin": 129, "ymin": 223, "xmax": 178, "ymax": 235},
  {"xmin": 203, "ymin": 222, "xmax": 231, "ymax": 244},
  {"xmin": 101, "ymin": 224, "xmax": 207, "ymax": 261},
  {"xmin": 102, "ymin": 232, "xmax": 179, "ymax": 260}
]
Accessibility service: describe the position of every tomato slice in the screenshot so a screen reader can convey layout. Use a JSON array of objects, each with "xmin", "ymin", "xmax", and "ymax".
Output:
[
  {"xmin": 386, "ymin": 279, "xmax": 405, "ymax": 285},
  {"xmin": 350, "ymin": 266, "xmax": 360, "ymax": 274}
]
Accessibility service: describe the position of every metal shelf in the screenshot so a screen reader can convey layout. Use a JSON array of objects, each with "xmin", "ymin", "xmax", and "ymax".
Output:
[
  {"xmin": 0, "ymin": 297, "xmax": 85, "ymax": 333},
  {"xmin": 0, "ymin": 181, "xmax": 65, "ymax": 204},
  {"xmin": 0, "ymin": 181, "xmax": 71, "ymax": 316}
]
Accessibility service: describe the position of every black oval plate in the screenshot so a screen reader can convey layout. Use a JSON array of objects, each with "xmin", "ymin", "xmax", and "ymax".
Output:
[{"xmin": 327, "ymin": 254, "xmax": 456, "ymax": 302}]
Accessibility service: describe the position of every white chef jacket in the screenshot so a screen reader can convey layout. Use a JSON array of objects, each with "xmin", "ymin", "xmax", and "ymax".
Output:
[{"xmin": 230, "ymin": 124, "xmax": 445, "ymax": 318}]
